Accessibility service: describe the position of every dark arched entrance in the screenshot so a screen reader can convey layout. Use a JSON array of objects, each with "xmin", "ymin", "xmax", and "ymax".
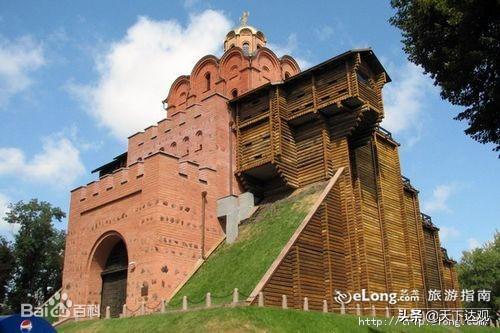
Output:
[{"xmin": 100, "ymin": 240, "xmax": 128, "ymax": 317}]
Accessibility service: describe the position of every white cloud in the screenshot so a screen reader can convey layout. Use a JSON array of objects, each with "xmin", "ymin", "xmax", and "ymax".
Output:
[
  {"xmin": 422, "ymin": 184, "xmax": 454, "ymax": 214},
  {"xmin": 268, "ymin": 33, "xmax": 312, "ymax": 70},
  {"xmin": 467, "ymin": 238, "xmax": 481, "ymax": 250},
  {"xmin": 0, "ymin": 135, "xmax": 85, "ymax": 188},
  {"xmin": 68, "ymin": 10, "xmax": 232, "ymax": 140},
  {"xmin": 0, "ymin": 35, "xmax": 45, "ymax": 107},
  {"xmin": 183, "ymin": 0, "xmax": 201, "ymax": 8},
  {"xmin": 382, "ymin": 62, "xmax": 434, "ymax": 142},
  {"xmin": 314, "ymin": 26, "xmax": 335, "ymax": 41},
  {"xmin": 439, "ymin": 226, "xmax": 460, "ymax": 242},
  {"xmin": 0, "ymin": 193, "xmax": 19, "ymax": 237}
]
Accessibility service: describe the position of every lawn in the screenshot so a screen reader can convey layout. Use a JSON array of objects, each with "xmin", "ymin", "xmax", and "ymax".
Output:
[
  {"xmin": 57, "ymin": 306, "xmax": 498, "ymax": 333},
  {"xmin": 167, "ymin": 181, "xmax": 326, "ymax": 308}
]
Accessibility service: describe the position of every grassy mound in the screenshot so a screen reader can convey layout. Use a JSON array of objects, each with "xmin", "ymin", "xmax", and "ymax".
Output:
[
  {"xmin": 167, "ymin": 182, "xmax": 326, "ymax": 308},
  {"xmin": 57, "ymin": 306, "xmax": 497, "ymax": 333}
]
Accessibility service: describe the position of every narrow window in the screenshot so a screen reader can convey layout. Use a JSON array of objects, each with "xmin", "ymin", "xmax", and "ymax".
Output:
[
  {"xmin": 205, "ymin": 72, "xmax": 211, "ymax": 91},
  {"xmin": 231, "ymin": 89, "xmax": 238, "ymax": 98},
  {"xmin": 242, "ymin": 42, "xmax": 250, "ymax": 55},
  {"xmin": 284, "ymin": 72, "xmax": 291, "ymax": 79}
]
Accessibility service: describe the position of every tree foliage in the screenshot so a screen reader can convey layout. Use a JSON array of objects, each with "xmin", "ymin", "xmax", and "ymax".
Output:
[
  {"xmin": 4, "ymin": 199, "xmax": 66, "ymax": 312},
  {"xmin": 0, "ymin": 236, "xmax": 14, "ymax": 313},
  {"xmin": 457, "ymin": 232, "xmax": 500, "ymax": 319},
  {"xmin": 390, "ymin": 0, "xmax": 500, "ymax": 153}
]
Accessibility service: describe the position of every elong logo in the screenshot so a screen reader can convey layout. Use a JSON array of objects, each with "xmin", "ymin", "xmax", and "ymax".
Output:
[{"xmin": 333, "ymin": 289, "xmax": 399, "ymax": 305}]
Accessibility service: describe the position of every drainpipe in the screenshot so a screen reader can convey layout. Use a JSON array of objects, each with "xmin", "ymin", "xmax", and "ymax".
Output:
[
  {"xmin": 228, "ymin": 120, "xmax": 234, "ymax": 196},
  {"xmin": 201, "ymin": 191, "xmax": 207, "ymax": 260}
]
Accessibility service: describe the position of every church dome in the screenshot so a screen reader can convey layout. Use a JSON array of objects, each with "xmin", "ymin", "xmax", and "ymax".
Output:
[{"xmin": 224, "ymin": 11, "xmax": 267, "ymax": 55}]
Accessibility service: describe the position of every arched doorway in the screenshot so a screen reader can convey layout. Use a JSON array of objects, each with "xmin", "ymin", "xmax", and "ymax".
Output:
[{"xmin": 100, "ymin": 240, "xmax": 128, "ymax": 317}]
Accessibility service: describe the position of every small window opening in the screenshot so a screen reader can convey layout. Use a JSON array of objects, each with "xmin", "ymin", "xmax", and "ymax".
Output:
[
  {"xmin": 242, "ymin": 42, "xmax": 250, "ymax": 55},
  {"xmin": 205, "ymin": 72, "xmax": 211, "ymax": 91}
]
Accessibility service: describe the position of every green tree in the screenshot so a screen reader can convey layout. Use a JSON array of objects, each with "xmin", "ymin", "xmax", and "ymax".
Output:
[
  {"xmin": 4, "ymin": 199, "xmax": 66, "ymax": 312},
  {"xmin": 0, "ymin": 236, "xmax": 14, "ymax": 314},
  {"xmin": 390, "ymin": 0, "xmax": 500, "ymax": 153},
  {"xmin": 457, "ymin": 232, "xmax": 500, "ymax": 320}
]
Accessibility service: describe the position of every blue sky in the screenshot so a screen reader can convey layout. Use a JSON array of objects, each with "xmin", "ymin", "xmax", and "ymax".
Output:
[{"xmin": 0, "ymin": 0, "xmax": 498, "ymax": 260}]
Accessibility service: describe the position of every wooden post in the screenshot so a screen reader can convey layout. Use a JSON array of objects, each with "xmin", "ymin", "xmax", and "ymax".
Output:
[
  {"xmin": 356, "ymin": 304, "xmax": 361, "ymax": 316},
  {"xmin": 303, "ymin": 297, "xmax": 309, "ymax": 311},
  {"xmin": 105, "ymin": 306, "xmax": 110, "ymax": 319},
  {"xmin": 160, "ymin": 300, "xmax": 165, "ymax": 313},
  {"xmin": 371, "ymin": 305, "xmax": 376, "ymax": 316},
  {"xmin": 258, "ymin": 292, "xmax": 264, "ymax": 307},
  {"xmin": 340, "ymin": 303, "xmax": 345, "ymax": 315},
  {"xmin": 206, "ymin": 293, "xmax": 211, "ymax": 308},
  {"xmin": 182, "ymin": 296, "xmax": 188, "ymax": 311},
  {"xmin": 385, "ymin": 306, "xmax": 390, "ymax": 318},
  {"xmin": 232, "ymin": 288, "xmax": 239, "ymax": 306},
  {"xmin": 282, "ymin": 295, "xmax": 288, "ymax": 309},
  {"xmin": 122, "ymin": 304, "xmax": 127, "ymax": 318},
  {"xmin": 322, "ymin": 300, "xmax": 328, "ymax": 313},
  {"xmin": 140, "ymin": 301, "xmax": 145, "ymax": 315}
]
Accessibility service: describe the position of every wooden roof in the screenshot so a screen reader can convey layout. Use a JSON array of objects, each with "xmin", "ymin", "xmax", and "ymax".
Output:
[{"xmin": 229, "ymin": 48, "xmax": 391, "ymax": 104}]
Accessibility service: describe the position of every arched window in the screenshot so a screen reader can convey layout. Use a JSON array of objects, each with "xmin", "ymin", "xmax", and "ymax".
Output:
[
  {"xmin": 242, "ymin": 42, "xmax": 250, "ymax": 55},
  {"xmin": 284, "ymin": 72, "xmax": 291, "ymax": 80},
  {"xmin": 231, "ymin": 89, "xmax": 238, "ymax": 98},
  {"xmin": 205, "ymin": 72, "xmax": 211, "ymax": 91},
  {"xmin": 170, "ymin": 141, "xmax": 178, "ymax": 156},
  {"xmin": 195, "ymin": 130, "xmax": 203, "ymax": 151},
  {"xmin": 182, "ymin": 136, "xmax": 190, "ymax": 155}
]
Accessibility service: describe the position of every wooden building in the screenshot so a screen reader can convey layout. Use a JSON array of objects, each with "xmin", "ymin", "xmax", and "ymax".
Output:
[{"xmin": 229, "ymin": 49, "xmax": 460, "ymax": 313}]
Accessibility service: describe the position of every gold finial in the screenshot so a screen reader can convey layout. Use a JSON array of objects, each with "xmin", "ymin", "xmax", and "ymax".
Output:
[{"xmin": 240, "ymin": 11, "xmax": 249, "ymax": 26}]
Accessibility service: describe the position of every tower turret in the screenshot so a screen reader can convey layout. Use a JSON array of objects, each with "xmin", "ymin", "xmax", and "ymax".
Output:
[{"xmin": 224, "ymin": 11, "xmax": 266, "ymax": 55}]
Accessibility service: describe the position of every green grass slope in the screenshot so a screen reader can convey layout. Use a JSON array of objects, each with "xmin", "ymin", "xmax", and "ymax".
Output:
[
  {"xmin": 58, "ymin": 306, "xmax": 497, "ymax": 333},
  {"xmin": 168, "ymin": 182, "xmax": 326, "ymax": 308}
]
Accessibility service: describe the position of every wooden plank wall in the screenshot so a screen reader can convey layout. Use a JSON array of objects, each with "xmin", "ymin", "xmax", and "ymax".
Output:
[
  {"xmin": 239, "ymin": 119, "xmax": 271, "ymax": 168},
  {"xmin": 258, "ymin": 172, "xmax": 348, "ymax": 312},
  {"xmin": 352, "ymin": 140, "xmax": 389, "ymax": 299},
  {"xmin": 372, "ymin": 135, "xmax": 415, "ymax": 308},
  {"xmin": 274, "ymin": 87, "xmax": 298, "ymax": 187},
  {"xmin": 442, "ymin": 261, "xmax": 461, "ymax": 309},
  {"xmin": 403, "ymin": 187, "xmax": 428, "ymax": 309},
  {"xmin": 330, "ymin": 137, "xmax": 359, "ymax": 294},
  {"xmin": 422, "ymin": 226, "xmax": 446, "ymax": 308},
  {"xmin": 237, "ymin": 93, "xmax": 272, "ymax": 171},
  {"xmin": 293, "ymin": 120, "xmax": 328, "ymax": 186},
  {"xmin": 314, "ymin": 63, "xmax": 350, "ymax": 111}
]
